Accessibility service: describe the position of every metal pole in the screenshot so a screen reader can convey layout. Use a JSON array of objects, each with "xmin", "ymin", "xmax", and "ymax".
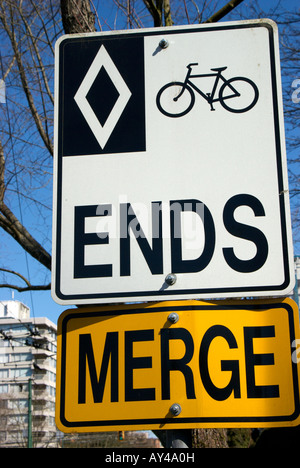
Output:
[
  {"xmin": 165, "ymin": 430, "xmax": 192, "ymax": 448},
  {"xmin": 28, "ymin": 377, "xmax": 32, "ymax": 448}
]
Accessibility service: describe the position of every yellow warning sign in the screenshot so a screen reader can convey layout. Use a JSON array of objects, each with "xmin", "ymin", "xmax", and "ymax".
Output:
[{"xmin": 56, "ymin": 298, "xmax": 300, "ymax": 432}]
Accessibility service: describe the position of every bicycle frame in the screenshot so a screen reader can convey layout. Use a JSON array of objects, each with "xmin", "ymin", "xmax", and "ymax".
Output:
[{"xmin": 177, "ymin": 65, "xmax": 238, "ymax": 110}]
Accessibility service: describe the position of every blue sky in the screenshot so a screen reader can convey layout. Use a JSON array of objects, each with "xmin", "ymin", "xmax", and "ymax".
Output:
[{"xmin": 0, "ymin": 0, "xmax": 299, "ymax": 326}]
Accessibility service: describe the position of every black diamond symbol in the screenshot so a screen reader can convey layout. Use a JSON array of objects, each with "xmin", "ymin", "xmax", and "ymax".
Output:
[{"xmin": 86, "ymin": 67, "xmax": 120, "ymax": 127}]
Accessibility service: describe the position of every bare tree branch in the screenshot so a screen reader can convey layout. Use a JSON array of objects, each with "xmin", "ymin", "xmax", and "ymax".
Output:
[
  {"xmin": 0, "ymin": 140, "xmax": 5, "ymax": 203},
  {"xmin": 0, "ymin": 202, "xmax": 51, "ymax": 270},
  {"xmin": 0, "ymin": 1, "xmax": 53, "ymax": 155},
  {"xmin": 163, "ymin": 0, "xmax": 172, "ymax": 26},
  {"xmin": 205, "ymin": 0, "xmax": 245, "ymax": 23},
  {"xmin": 0, "ymin": 267, "xmax": 31, "ymax": 287},
  {"xmin": 0, "ymin": 266, "xmax": 51, "ymax": 292},
  {"xmin": 19, "ymin": 5, "xmax": 54, "ymax": 105},
  {"xmin": 143, "ymin": 0, "xmax": 162, "ymax": 26}
]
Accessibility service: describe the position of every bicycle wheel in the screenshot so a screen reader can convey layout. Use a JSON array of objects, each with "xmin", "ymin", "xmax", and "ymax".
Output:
[
  {"xmin": 156, "ymin": 82, "xmax": 195, "ymax": 118},
  {"xmin": 219, "ymin": 77, "xmax": 259, "ymax": 113}
]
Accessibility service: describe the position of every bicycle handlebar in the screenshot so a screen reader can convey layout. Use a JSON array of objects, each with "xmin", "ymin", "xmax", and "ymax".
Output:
[{"xmin": 187, "ymin": 63, "xmax": 199, "ymax": 69}]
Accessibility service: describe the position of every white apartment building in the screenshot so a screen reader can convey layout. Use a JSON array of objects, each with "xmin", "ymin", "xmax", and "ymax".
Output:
[{"xmin": 0, "ymin": 301, "xmax": 58, "ymax": 448}]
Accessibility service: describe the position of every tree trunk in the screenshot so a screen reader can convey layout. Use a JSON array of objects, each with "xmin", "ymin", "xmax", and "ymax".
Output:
[
  {"xmin": 192, "ymin": 429, "xmax": 229, "ymax": 448},
  {"xmin": 60, "ymin": 0, "xmax": 96, "ymax": 34}
]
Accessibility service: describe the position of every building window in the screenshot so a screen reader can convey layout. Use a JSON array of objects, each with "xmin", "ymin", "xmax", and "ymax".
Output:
[
  {"xmin": 10, "ymin": 368, "xmax": 31, "ymax": 378},
  {"xmin": 0, "ymin": 369, "xmax": 8, "ymax": 379},
  {"xmin": 10, "ymin": 353, "xmax": 31, "ymax": 363},
  {"xmin": 7, "ymin": 399, "xmax": 28, "ymax": 410},
  {"xmin": 10, "ymin": 384, "xmax": 28, "ymax": 393}
]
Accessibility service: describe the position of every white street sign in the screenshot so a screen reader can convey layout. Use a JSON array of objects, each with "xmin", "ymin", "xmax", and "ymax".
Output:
[{"xmin": 52, "ymin": 20, "xmax": 294, "ymax": 305}]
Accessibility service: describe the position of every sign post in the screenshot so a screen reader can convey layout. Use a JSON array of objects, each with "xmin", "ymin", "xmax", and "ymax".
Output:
[{"xmin": 52, "ymin": 20, "xmax": 294, "ymax": 305}]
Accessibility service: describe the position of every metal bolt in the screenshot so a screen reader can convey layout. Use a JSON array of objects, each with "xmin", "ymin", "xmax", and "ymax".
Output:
[
  {"xmin": 159, "ymin": 38, "xmax": 169, "ymax": 49},
  {"xmin": 170, "ymin": 403, "xmax": 182, "ymax": 416},
  {"xmin": 168, "ymin": 312, "xmax": 179, "ymax": 324},
  {"xmin": 165, "ymin": 273, "xmax": 177, "ymax": 285}
]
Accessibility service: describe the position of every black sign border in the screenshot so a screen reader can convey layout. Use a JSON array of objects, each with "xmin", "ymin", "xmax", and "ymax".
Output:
[{"xmin": 54, "ymin": 21, "xmax": 292, "ymax": 303}]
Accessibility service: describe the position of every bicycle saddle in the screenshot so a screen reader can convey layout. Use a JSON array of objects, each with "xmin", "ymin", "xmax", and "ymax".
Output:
[{"xmin": 210, "ymin": 66, "xmax": 227, "ymax": 72}]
